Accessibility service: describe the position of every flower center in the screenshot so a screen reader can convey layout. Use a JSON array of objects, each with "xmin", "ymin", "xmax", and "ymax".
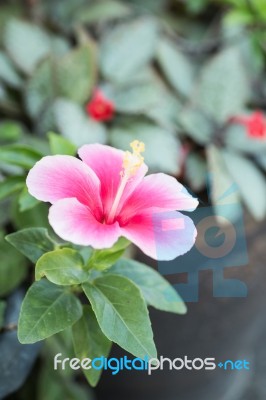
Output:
[{"xmin": 107, "ymin": 140, "xmax": 145, "ymax": 224}]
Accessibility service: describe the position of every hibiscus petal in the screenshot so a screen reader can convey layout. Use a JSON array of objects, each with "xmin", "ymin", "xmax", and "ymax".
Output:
[
  {"xmin": 49, "ymin": 198, "xmax": 121, "ymax": 248},
  {"xmin": 120, "ymin": 210, "xmax": 197, "ymax": 261},
  {"xmin": 78, "ymin": 144, "xmax": 148, "ymax": 214},
  {"xmin": 26, "ymin": 155, "xmax": 102, "ymax": 218},
  {"xmin": 119, "ymin": 173, "xmax": 198, "ymax": 221}
]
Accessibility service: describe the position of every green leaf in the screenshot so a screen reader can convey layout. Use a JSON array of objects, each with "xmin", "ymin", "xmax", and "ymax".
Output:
[
  {"xmin": 207, "ymin": 145, "xmax": 241, "ymax": 221},
  {"xmin": 0, "ymin": 291, "xmax": 41, "ymax": 399},
  {"xmin": 0, "ymin": 4, "xmax": 23, "ymax": 46},
  {"xmin": 38, "ymin": 359, "xmax": 91, "ymax": 400},
  {"xmin": 25, "ymin": 58, "xmax": 55, "ymax": 119},
  {"xmin": 25, "ymin": 43, "xmax": 95, "ymax": 120},
  {"xmin": 108, "ymin": 259, "xmax": 187, "ymax": 314},
  {"xmin": 252, "ymin": 0, "xmax": 266, "ymax": 16},
  {"xmin": 54, "ymin": 99, "xmax": 107, "ymax": 146},
  {"xmin": 3, "ymin": 19, "xmax": 69, "ymax": 76},
  {"xmin": 185, "ymin": 0, "xmax": 208, "ymax": 13},
  {"xmin": 0, "ymin": 176, "xmax": 24, "ymax": 201},
  {"xmin": 34, "ymin": 101, "xmax": 57, "ymax": 137},
  {"xmin": 50, "ymin": 35, "xmax": 70, "ymax": 57},
  {"xmin": 111, "ymin": 82, "xmax": 158, "ymax": 114},
  {"xmin": 0, "ymin": 84, "xmax": 21, "ymax": 115},
  {"xmin": 11, "ymin": 201, "xmax": 49, "ymax": 230},
  {"xmin": 0, "ymin": 51, "xmax": 22, "ymax": 88},
  {"xmin": 58, "ymin": 44, "xmax": 96, "ymax": 104},
  {"xmin": 157, "ymin": 38, "xmax": 194, "ymax": 97},
  {"xmin": 0, "ymin": 145, "xmax": 43, "ymax": 169},
  {"xmin": 146, "ymin": 86, "xmax": 182, "ymax": 131},
  {"xmin": 40, "ymin": 0, "xmax": 88, "ymax": 29},
  {"xmin": 225, "ymin": 9, "xmax": 255, "ymax": 25},
  {"xmin": 184, "ymin": 153, "xmax": 207, "ymax": 192},
  {"xmin": 0, "ymin": 301, "xmax": 6, "ymax": 329},
  {"xmin": 4, "ymin": 19, "xmax": 51, "ymax": 75},
  {"xmin": 0, "ymin": 121, "xmax": 23, "ymax": 142},
  {"xmin": 222, "ymin": 150, "xmax": 266, "ymax": 220},
  {"xmin": 0, "ymin": 237, "xmax": 27, "ymax": 297},
  {"xmin": 76, "ymin": 0, "xmax": 131, "ymax": 23},
  {"xmin": 110, "ymin": 118, "xmax": 181, "ymax": 174},
  {"xmin": 180, "ymin": 107, "xmax": 213, "ymax": 144},
  {"xmin": 225, "ymin": 123, "xmax": 266, "ymax": 154},
  {"xmin": 126, "ymin": 0, "xmax": 166, "ymax": 12},
  {"xmin": 18, "ymin": 279, "xmax": 83, "ymax": 344},
  {"xmin": 198, "ymin": 47, "xmax": 249, "ymax": 122},
  {"xmin": 36, "ymin": 249, "xmax": 89, "ymax": 285},
  {"xmin": 18, "ymin": 187, "xmax": 40, "ymax": 212},
  {"xmin": 256, "ymin": 153, "xmax": 266, "ymax": 171},
  {"xmin": 72, "ymin": 306, "xmax": 112, "ymax": 387},
  {"xmin": 87, "ymin": 237, "xmax": 130, "ymax": 271},
  {"xmin": 19, "ymin": 134, "xmax": 51, "ymax": 155},
  {"xmin": 100, "ymin": 18, "xmax": 157, "ymax": 83},
  {"xmin": 83, "ymin": 275, "xmax": 157, "ymax": 359},
  {"xmin": 6, "ymin": 227, "xmax": 56, "ymax": 263},
  {"xmin": 0, "ymin": 199, "xmax": 11, "ymax": 227},
  {"xmin": 48, "ymin": 132, "xmax": 77, "ymax": 156}
]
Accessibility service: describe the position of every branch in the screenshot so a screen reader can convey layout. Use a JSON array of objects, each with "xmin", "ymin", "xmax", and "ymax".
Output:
[{"xmin": 0, "ymin": 323, "xmax": 17, "ymax": 334}]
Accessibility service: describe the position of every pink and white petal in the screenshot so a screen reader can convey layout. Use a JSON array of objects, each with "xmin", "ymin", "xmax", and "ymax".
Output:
[
  {"xmin": 48, "ymin": 198, "xmax": 121, "ymax": 248},
  {"xmin": 26, "ymin": 155, "xmax": 102, "ymax": 218},
  {"xmin": 119, "ymin": 173, "xmax": 198, "ymax": 221},
  {"xmin": 120, "ymin": 210, "xmax": 197, "ymax": 261},
  {"xmin": 78, "ymin": 144, "xmax": 123, "ymax": 214},
  {"xmin": 119, "ymin": 162, "xmax": 148, "ymax": 208},
  {"xmin": 78, "ymin": 144, "xmax": 148, "ymax": 215}
]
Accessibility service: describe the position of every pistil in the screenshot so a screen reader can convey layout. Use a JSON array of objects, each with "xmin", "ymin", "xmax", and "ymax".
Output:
[{"xmin": 107, "ymin": 140, "xmax": 145, "ymax": 223}]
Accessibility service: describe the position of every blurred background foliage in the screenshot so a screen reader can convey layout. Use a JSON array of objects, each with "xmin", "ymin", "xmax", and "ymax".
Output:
[{"xmin": 1, "ymin": 0, "xmax": 266, "ymax": 398}]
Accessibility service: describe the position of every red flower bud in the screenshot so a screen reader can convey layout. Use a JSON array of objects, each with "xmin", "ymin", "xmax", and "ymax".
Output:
[
  {"xmin": 86, "ymin": 89, "xmax": 115, "ymax": 122},
  {"xmin": 230, "ymin": 111, "xmax": 266, "ymax": 139}
]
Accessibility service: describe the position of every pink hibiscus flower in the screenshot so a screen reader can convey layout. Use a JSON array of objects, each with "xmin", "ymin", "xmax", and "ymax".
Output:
[{"xmin": 26, "ymin": 141, "xmax": 198, "ymax": 260}]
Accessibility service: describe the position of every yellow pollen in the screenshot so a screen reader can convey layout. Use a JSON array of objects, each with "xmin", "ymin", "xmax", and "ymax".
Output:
[
  {"xmin": 131, "ymin": 140, "xmax": 145, "ymax": 153},
  {"xmin": 121, "ymin": 140, "xmax": 145, "ymax": 177}
]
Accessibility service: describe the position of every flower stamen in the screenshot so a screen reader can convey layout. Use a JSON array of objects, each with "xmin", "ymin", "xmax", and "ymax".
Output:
[
  {"xmin": 107, "ymin": 141, "xmax": 145, "ymax": 223},
  {"xmin": 121, "ymin": 140, "xmax": 145, "ymax": 178}
]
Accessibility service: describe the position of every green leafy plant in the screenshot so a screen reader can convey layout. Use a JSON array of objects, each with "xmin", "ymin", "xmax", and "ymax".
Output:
[
  {"xmin": 1, "ymin": 1, "xmax": 266, "ymax": 398},
  {"xmin": 6, "ymin": 225, "xmax": 186, "ymax": 386}
]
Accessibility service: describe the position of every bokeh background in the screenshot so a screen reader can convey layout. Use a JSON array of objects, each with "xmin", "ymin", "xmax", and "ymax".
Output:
[{"xmin": 1, "ymin": 0, "xmax": 266, "ymax": 399}]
